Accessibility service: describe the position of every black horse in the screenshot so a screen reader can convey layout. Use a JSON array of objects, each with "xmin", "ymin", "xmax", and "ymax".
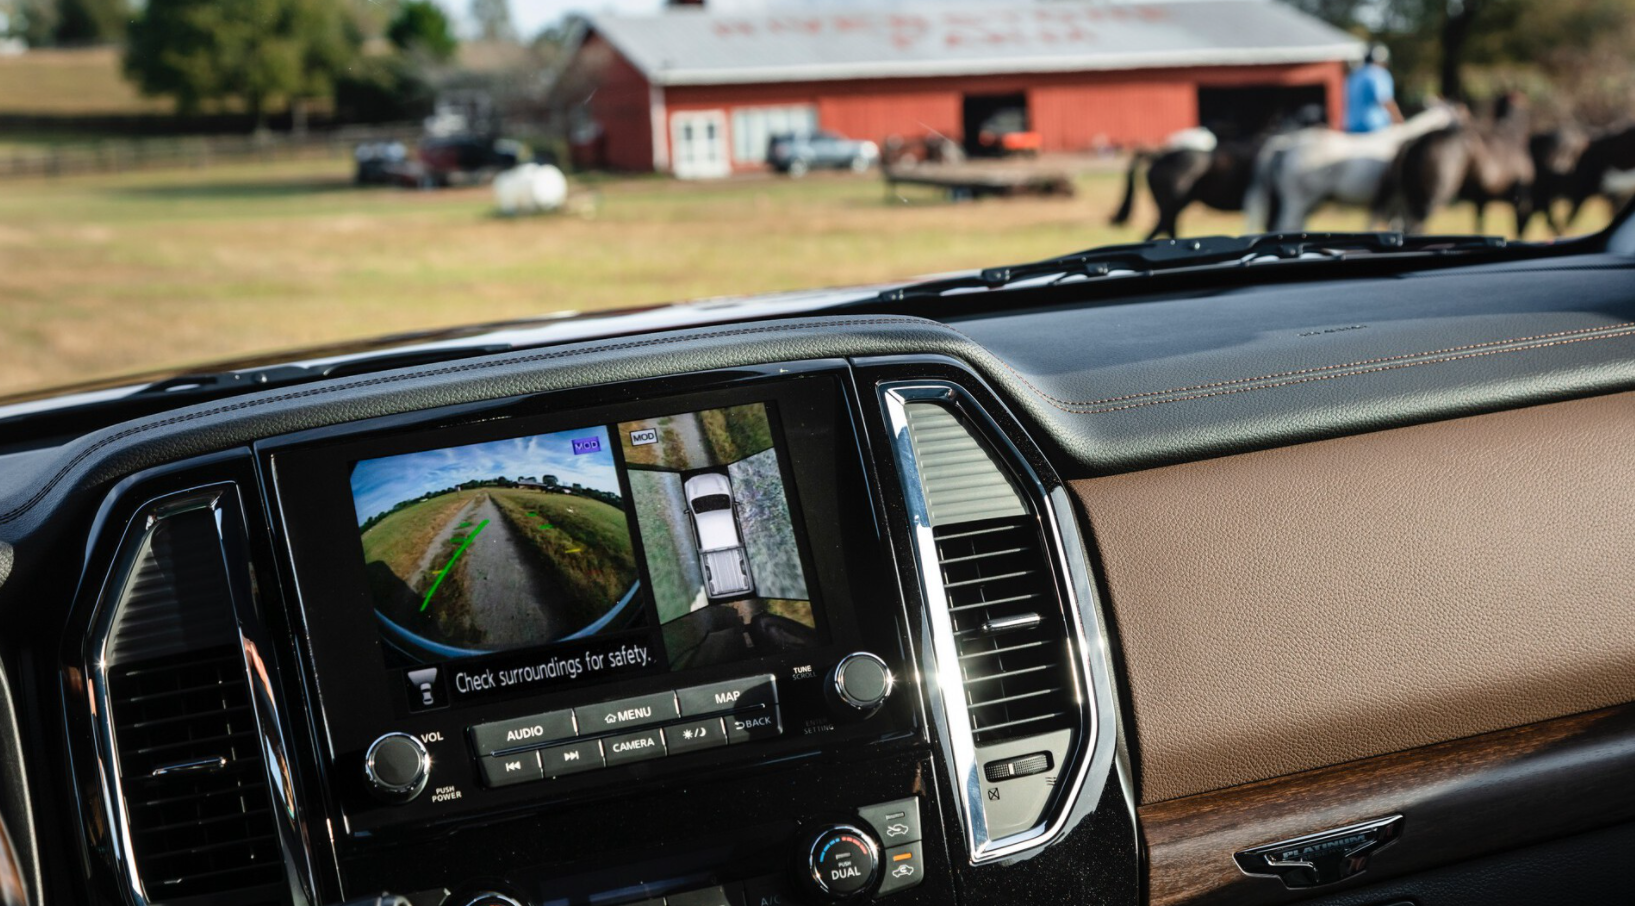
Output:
[
  {"xmin": 1562, "ymin": 125, "xmax": 1635, "ymax": 231},
  {"xmin": 1109, "ymin": 139, "xmax": 1263, "ymax": 241}
]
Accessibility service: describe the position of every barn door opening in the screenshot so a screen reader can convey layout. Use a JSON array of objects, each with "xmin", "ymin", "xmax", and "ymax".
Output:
[
  {"xmin": 963, "ymin": 92, "xmax": 1028, "ymax": 156},
  {"xmin": 1196, "ymin": 85, "xmax": 1328, "ymax": 140},
  {"xmin": 671, "ymin": 110, "xmax": 731, "ymax": 179}
]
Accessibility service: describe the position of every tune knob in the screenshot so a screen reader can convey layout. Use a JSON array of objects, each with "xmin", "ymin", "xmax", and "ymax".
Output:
[
  {"xmin": 363, "ymin": 732, "xmax": 430, "ymax": 803},
  {"xmin": 800, "ymin": 824, "xmax": 881, "ymax": 902},
  {"xmin": 829, "ymin": 652, "xmax": 894, "ymax": 717}
]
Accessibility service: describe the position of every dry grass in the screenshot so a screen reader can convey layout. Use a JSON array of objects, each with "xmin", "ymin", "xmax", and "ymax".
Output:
[
  {"xmin": 0, "ymin": 48, "xmax": 171, "ymax": 116},
  {"xmin": 0, "ymin": 155, "xmax": 1619, "ymax": 397}
]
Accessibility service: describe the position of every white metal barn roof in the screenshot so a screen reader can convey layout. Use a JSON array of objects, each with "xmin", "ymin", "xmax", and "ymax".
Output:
[{"xmin": 588, "ymin": 0, "xmax": 1366, "ymax": 87}]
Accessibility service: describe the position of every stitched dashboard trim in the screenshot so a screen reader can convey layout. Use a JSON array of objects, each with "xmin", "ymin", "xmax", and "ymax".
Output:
[
  {"xmin": 995, "ymin": 321, "xmax": 1635, "ymax": 409},
  {"xmin": 1065, "ymin": 330, "xmax": 1635, "ymax": 414}
]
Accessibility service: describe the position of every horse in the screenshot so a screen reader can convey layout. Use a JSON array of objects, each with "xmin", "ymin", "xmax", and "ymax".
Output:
[
  {"xmin": 1561, "ymin": 125, "xmax": 1635, "ymax": 231},
  {"xmin": 1373, "ymin": 125, "xmax": 1472, "ymax": 234},
  {"xmin": 1375, "ymin": 96, "xmax": 1534, "ymax": 235},
  {"xmin": 1245, "ymin": 105, "xmax": 1460, "ymax": 233},
  {"xmin": 1109, "ymin": 128, "xmax": 1264, "ymax": 240},
  {"xmin": 1520, "ymin": 128, "xmax": 1589, "ymax": 236}
]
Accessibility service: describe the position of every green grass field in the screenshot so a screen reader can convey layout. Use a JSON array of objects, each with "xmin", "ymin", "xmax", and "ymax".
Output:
[
  {"xmin": 486, "ymin": 488, "xmax": 637, "ymax": 629},
  {"xmin": 360, "ymin": 490, "xmax": 485, "ymax": 643},
  {"xmin": 0, "ymin": 155, "xmax": 1619, "ymax": 397}
]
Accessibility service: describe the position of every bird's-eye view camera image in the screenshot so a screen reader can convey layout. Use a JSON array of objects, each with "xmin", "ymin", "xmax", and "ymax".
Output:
[
  {"xmin": 620, "ymin": 404, "xmax": 820, "ymax": 669},
  {"xmin": 351, "ymin": 427, "xmax": 643, "ymax": 667}
]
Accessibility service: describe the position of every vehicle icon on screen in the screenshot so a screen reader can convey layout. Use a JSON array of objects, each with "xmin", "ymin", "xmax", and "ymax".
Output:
[{"xmin": 684, "ymin": 471, "xmax": 755, "ymax": 600}]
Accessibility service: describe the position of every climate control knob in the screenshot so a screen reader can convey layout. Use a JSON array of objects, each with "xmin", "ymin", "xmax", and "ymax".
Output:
[
  {"xmin": 829, "ymin": 652, "xmax": 894, "ymax": 717},
  {"xmin": 800, "ymin": 824, "xmax": 881, "ymax": 902},
  {"xmin": 363, "ymin": 732, "xmax": 430, "ymax": 804}
]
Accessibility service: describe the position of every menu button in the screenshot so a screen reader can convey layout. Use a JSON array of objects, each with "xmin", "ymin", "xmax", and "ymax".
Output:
[{"xmin": 575, "ymin": 692, "xmax": 678, "ymax": 733}]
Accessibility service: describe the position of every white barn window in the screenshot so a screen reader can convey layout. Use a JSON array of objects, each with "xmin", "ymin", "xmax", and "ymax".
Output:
[{"xmin": 731, "ymin": 105, "xmax": 819, "ymax": 165}]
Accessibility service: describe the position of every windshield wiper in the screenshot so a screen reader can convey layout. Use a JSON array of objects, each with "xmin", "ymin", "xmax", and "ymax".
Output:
[{"xmin": 877, "ymin": 232, "xmax": 1510, "ymax": 302}]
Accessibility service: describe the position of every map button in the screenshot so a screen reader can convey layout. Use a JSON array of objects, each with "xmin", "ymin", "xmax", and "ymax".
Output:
[{"xmin": 677, "ymin": 674, "xmax": 778, "ymax": 717}]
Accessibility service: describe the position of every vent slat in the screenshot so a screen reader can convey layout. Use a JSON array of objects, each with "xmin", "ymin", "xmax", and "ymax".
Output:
[
  {"xmin": 963, "ymin": 663, "xmax": 1054, "ymax": 684},
  {"xmin": 968, "ymin": 687, "xmax": 1062, "ymax": 710},
  {"xmin": 933, "ymin": 512, "xmax": 1074, "ymax": 746}
]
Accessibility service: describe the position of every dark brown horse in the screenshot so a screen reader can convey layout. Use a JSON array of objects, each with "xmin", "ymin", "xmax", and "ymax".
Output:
[
  {"xmin": 1562, "ymin": 125, "xmax": 1635, "ymax": 231},
  {"xmin": 1374, "ymin": 96, "xmax": 1534, "ymax": 235},
  {"xmin": 1110, "ymin": 138, "xmax": 1263, "ymax": 240},
  {"xmin": 1520, "ymin": 128, "xmax": 1589, "ymax": 236}
]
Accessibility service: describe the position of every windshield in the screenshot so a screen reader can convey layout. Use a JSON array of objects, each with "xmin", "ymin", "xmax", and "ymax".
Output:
[{"xmin": 1, "ymin": 0, "xmax": 1627, "ymax": 399}]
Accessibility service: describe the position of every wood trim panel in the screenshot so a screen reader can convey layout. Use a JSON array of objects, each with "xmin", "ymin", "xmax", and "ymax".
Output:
[
  {"xmin": 1141, "ymin": 703, "xmax": 1635, "ymax": 906},
  {"xmin": 0, "ymin": 815, "xmax": 23, "ymax": 906}
]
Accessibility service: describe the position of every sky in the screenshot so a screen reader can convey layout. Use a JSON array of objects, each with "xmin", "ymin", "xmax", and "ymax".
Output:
[
  {"xmin": 350, "ymin": 426, "xmax": 621, "ymax": 525},
  {"xmin": 433, "ymin": 0, "xmax": 662, "ymax": 39}
]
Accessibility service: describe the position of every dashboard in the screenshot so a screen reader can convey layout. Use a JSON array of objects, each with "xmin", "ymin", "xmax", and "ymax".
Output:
[{"xmin": 3, "ymin": 232, "xmax": 1635, "ymax": 906}]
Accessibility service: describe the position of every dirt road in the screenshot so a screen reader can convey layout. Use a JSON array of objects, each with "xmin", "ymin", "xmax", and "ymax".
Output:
[{"xmin": 450, "ymin": 495, "xmax": 560, "ymax": 644}]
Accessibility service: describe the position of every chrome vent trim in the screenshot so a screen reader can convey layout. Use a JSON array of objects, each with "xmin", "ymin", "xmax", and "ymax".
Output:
[
  {"xmin": 881, "ymin": 381, "xmax": 1117, "ymax": 864},
  {"xmin": 83, "ymin": 484, "xmax": 314, "ymax": 906}
]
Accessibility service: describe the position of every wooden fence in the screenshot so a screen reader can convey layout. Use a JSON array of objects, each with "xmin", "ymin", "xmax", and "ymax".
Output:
[{"xmin": 0, "ymin": 124, "xmax": 423, "ymax": 180}]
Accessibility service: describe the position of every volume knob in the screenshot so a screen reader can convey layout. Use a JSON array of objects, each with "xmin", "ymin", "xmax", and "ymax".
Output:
[
  {"xmin": 830, "ymin": 652, "xmax": 894, "ymax": 717},
  {"xmin": 364, "ymin": 732, "xmax": 430, "ymax": 804}
]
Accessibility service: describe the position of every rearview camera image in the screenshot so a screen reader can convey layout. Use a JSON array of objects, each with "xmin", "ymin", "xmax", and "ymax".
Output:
[
  {"xmin": 351, "ymin": 427, "xmax": 643, "ymax": 666},
  {"xmin": 620, "ymin": 403, "xmax": 820, "ymax": 669}
]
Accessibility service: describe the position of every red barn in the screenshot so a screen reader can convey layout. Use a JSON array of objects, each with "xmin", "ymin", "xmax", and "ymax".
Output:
[{"xmin": 554, "ymin": 1, "xmax": 1365, "ymax": 178}]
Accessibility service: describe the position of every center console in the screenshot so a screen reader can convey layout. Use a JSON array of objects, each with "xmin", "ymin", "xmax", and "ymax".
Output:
[{"xmin": 269, "ymin": 366, "xmax": 940, "ymax": 905}]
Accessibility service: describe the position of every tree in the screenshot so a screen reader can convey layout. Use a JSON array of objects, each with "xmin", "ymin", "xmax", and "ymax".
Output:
[
  {"xmin": 470, "ymin": 0, "xmax": 516, "ymax": 42},
  {"xmin": 388, "ymin": 0, "xmax": 457, "ymax": 62},
  {"xmin": 124, "ymin": 0, "xmax": 355, "ymax": 130},
  {"xmin": 12, "ymin": 0, "xmax": 59, "ymax": 46},
  {"xmin": 55, "ymin": 0, "xmax": 131, "ymax": 45}
]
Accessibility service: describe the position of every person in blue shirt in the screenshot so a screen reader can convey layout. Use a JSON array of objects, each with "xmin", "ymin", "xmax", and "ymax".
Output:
[{"xmin": 1344, "ymin": 45, "xmax": 1405, "ymax": 133}]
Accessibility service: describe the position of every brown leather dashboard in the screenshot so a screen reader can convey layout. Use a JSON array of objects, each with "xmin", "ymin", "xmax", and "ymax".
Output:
[{"xmin": 1074, "ymin": 391, "xmax": 1635, "ymax": 806}]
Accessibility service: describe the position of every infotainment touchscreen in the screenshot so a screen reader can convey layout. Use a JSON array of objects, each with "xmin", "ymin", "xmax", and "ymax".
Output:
[{"xmin": 348, "ymin": 402, "xmax": 824, "ymax": 710}]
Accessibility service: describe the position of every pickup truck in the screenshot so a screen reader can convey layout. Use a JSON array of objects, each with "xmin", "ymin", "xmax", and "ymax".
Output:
[{"xmin": 684, "ymin": 472, "xmax": 755, "ymax": 599}]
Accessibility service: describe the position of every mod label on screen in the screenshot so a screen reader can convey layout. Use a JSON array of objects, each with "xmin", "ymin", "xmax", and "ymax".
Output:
[
  {"xmin": 572, "ymin": 436, "xmax": 603, "ymax": 455},
  {"xmin": 629, "ymin": 428, "xmax": 658, "ymax": 446}
]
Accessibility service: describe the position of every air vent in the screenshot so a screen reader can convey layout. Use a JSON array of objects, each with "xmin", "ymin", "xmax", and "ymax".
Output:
[
  {"xmin": 884, "ymin": 385, "xmax": 1100, "ymax": 863},
  {"xmin": 937, "ymin": 517, "xmax": 1074, "ymax": 744},
  {"xmin": 92, "ymin": 494, "xmax": 289, "ymax": 906},
  {"xmin": 108, "ymin": 647, "xmax": 283, "ymax": 903}
]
